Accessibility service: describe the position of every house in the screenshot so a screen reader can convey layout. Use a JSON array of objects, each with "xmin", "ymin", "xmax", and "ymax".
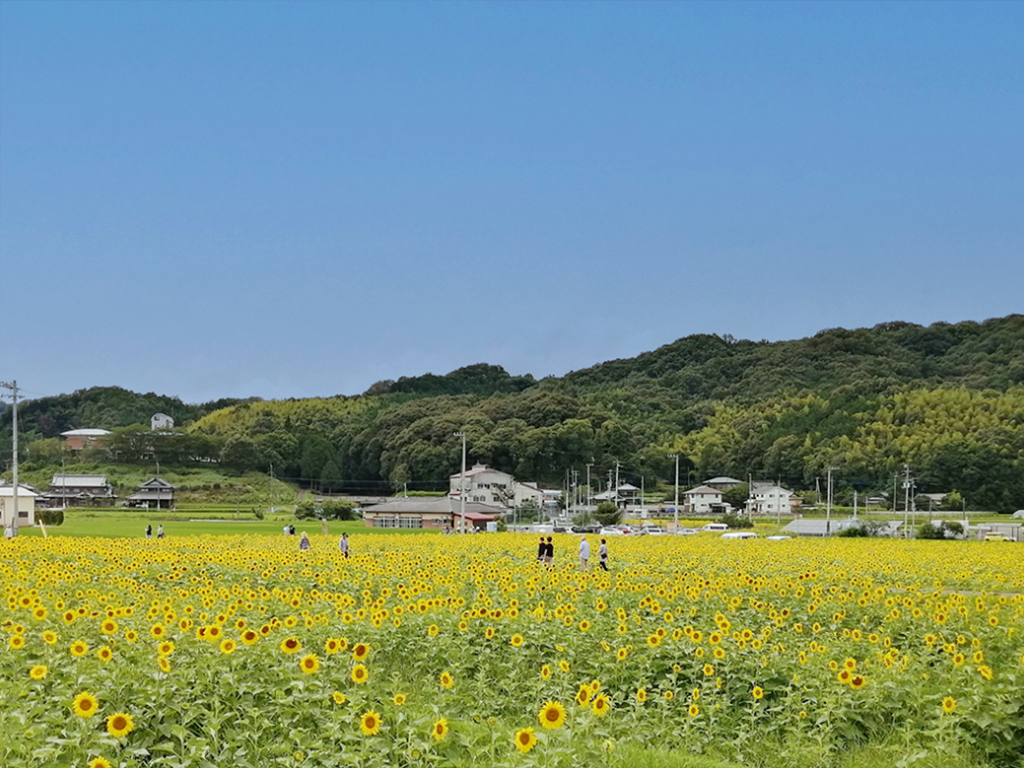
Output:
[
  {"xmin": 39, "ymin": 474, "xmax": 116, "ymax": 508},
  {"xmin": 749, "ymin": 483, "xmax": 795, "ymax": 516},
  {"xmin": 60, "ymin": 428, "xmax": 112, "ymax": 450},
  {"xmin": 683, "ymin": 485, "xmax": 725, "ymax": 515},
  {"xmin": 362, "ymin": 497, "xmax": 504, "ymax": 531},
  {"xmin": 151, "ymin": 413, "xmax": 175, "ymax": 430},
  {"xmin": 704, "ymin": 476, "xmax": 743, "ymax": 490},
  {"xmin": 513, "ymin": 481, "xmax": 546, "ymax": 508},
  {"xmin": 449, "ymin": 464, "xmax": 516, "ymax": 507},
  {"xmin": 126, "ymin": 477, "xmax": 176, "ymax": 509},
  {"xmin": 592, "ymin": 484, "xmax": 640, "ymax": 506},
  {"xmin": 0, "ymin": 483, "xmax": 38, "ymax": 528}
]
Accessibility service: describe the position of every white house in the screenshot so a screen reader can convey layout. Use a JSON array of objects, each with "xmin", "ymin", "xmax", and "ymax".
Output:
[
  {"xmin": 0, "ymin": 483, "xmax": 38, "ymax": 528},
  {"xmin": 684, "ymin": 485, "xmax": 724, "ymax": 515},
  {"xmin": 513, "ymin": 481, "xmax": 546, "ymax": 508},
  {"xmin": 449, "ymin": 464, "xmax": 516, "ymax": 507},
  {"xmin": 151, "ymin": 413, "xmax": 175, "ymax": 430},
  {"xmin": 749, "ymin": 484, "xmax": 794, "ymax": 516}
]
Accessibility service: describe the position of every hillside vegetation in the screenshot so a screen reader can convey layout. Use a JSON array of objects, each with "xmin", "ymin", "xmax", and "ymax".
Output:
[{"xmin": 4, "ymin": 315, "xmax": 1023, "ymax": 510}]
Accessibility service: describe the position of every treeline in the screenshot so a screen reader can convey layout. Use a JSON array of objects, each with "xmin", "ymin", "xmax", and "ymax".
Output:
[{"xmin": 5, "ymin": 316, "xmax": 1024, "ymax": 510}]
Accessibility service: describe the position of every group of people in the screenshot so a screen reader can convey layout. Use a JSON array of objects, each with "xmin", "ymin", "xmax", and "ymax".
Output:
[
  {"xmin": 292, "ymin": 530, "xmax": 350, "ymax": 557},
  {"xmin": 144, "ymin": 524, "xmax": 164, "ymax": 539},
  {"xmin": 536, "ymin": 535, "xmax": 610, "ymax": 571}
]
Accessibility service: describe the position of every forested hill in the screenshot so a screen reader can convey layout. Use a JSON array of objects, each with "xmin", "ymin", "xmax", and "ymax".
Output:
[
  {"xmin": 559, "ymin": 315, "xmax": 1024, "ymax": 398},
  {"xmin": 4, "ymin": 316, "xmax": 1024, "ymax": 511},
  {"xmin": 0, "ymin": 386, "xmax": 256, "ymax": 438}
]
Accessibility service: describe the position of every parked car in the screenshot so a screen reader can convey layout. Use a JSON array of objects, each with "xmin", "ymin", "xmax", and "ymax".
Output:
[
  {"xmin": 599, "ymin": 527, "xmax": 625, "ymax": 536},
  {"xmin": 766, "ymin": 535, "xmax": 791, "ymax": 541},
  {"xmin": 721, "ymin": 531, "xmax": 757, "ymax": 540},
  {"xmin": 675, "ymin": 527, "xmax": 699, "ymax": 536},
  {"xmin": 700, "ymin": 523, "xmax": 729, "ymax": 532}
]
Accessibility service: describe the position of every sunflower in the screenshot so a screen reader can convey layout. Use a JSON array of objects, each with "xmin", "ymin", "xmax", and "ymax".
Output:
[
  {"xmin": 510, "ymin": 634, "xmax": 524, "ymax": 647},
  {"xmin": 427, "ymin": 624, "xmax": 439, "ymax": 637},
  {"xmin": 88, "ymin": 759, "xmax": 112, "ymax": 768},
  {"xmin": 752, "ymin": 686, "xmax": 764, "ymax": 700},
  {"xmin": 158, "ymin": 641, "xmax": 175, "ymax": 656},
  {"xmin": 220, "ymin": 639, "xmax": 237, "ymax": 655},
  {"xmin": 850, "ymin": 675, "xmax": 866, "ymax": 690},
  {"xmin": 663, "ymin": 690, "xmax": 675, "ymax": 700},
  {"xmin": 432, "ymin": 718, "xmax": 449, "ymax": 742},
  {"xmin": 538, "ymin": 700, "xmax": 566, "ymax": 730},
  {"xmin": 280, "ymin": 637, "xmax": 301, "ymax": 654},
  {"xmin": 540, "ymin": 664, "xmax": 552, "ymax": 680},
  {"xmin": 942, "ymin": 696, "xmax": 957, "ymax": 714},
  {"xmin": 575, "ymin": 685, "xmax": 590, "ymax": 707},
  {"xmin": 647, "ymin": 634, "xmax": 661, "ymax": 648},
  {"xmin": 299, "ymin": 653, "xmax": 319, "ymax": 674},
  {"xmin": 101, "ymin": 620, "xmax": 118, "ymax": 635},
  {"xmin": 150, "ymin": 624, "xmax": 165, "ymax": 639},
  {"xmin": 106, "ymin": 712, "xmax": 134, "ymax": 738},
  {"xmin": 439, "ymin": 670, "xmax": 454, "ymax": 689},
  {"xmin": 616, "ymin": 647, "xmax": 628, "ymax": 661},
  {"xmin": 97, "ymin": 646, "xmax": 113, "ymax": 663},
  {"xmin": 324, "ymin": 638, "xmax": 340, "ymax": 654},
  {"xmin": 352, "ymin": 642, "xmax": 370, "ymax": 661},
  {"xmin": 241, "ymin": 630, "xmax": 259, "ymax": 646},
  {"xmin": 125, "ymin": 630, "xmax": 138, "ymax": 643},
  {"xmin": 702, "ymin": 664, "xmax": 715, "ymax": 677},
  {"xmin": 558, "ymin": 660, "xmax": 570, "ymax": 673},
  {"xmin": 72, "ymin": 692, "xmax": 99, "ymax": 718},
  {"xmin": 359, "ymin": 709, "xmax": 382, "ymax": 736},
  {"xmin": 42, "ymin": 631, "xmax": 58, "ymax": 645},
  {"xmin": 158, "ymin": 656, "xmax": 171, "ymax": 673},
  {"xmin": 688, "ymin": 704, "xmax": 700, "ymax": 718},
  {"xmin": 332, "ymin": 691, "xmax": 347, "ymax": 705},
  {"xmin": 392, "ymin": 693, "xmax": 406, "ymax": 706},
  {"xmin": 514, "ymin": 727, "xmax": 537, "ymax": 753},
  {"xmin": 636, "ymin": 688, "xmax": 647, "ymax": 703},
  {"xmin": 351, "ymin": 663, "xmax": 369, "ymax": 684},
  {"xmin": 592, "ymin": 694, "xmax": 611, "ymax": 717},
  {"xmin": 29, "ymin": 665, "xmax": 47, "ymax": 680}
]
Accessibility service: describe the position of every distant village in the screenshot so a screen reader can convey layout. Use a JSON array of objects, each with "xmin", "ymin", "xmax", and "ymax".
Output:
[{"xmin": 2, "ymin": 412, "xmax": 1021, "ymax": 542}]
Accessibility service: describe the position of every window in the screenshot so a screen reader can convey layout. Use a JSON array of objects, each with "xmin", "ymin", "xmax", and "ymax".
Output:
[
  {"xmin": 375, "ymin": 516, "xmax": 398, "ymax": 529},
  {"xmin": 399, "ymin": 517, "xmax": 422, "ymax": 529}
]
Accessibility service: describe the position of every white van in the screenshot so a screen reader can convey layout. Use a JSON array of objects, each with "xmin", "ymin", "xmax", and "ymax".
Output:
[
  {"xmin": 700, "ymin": 523, "xmax": 729, "ymax": 532},
  {"xmin": 721, "ymin": 531, "xmax": 757, "ymax": 540}
]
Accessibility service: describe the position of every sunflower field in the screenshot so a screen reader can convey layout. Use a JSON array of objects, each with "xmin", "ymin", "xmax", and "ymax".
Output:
[{"xmin": 2, "ymin": 533, "xmax": 1023, "ymax": 768}]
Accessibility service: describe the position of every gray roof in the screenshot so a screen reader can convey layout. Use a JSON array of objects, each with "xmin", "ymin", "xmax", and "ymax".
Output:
[
  {"xmin": 138, "ymin": 477, "xmax": 176, "ymax": 490},
  {"xmin": 782, "ymin": 518, "xmax": 864, "ymax": 536},
  {"xmin": 60, "ymin": 428, "xmax": 112, "ymax": 437},
  {"xmin": 705, "ymin": 476, "xmax": 742, "ymax": 484},
  {"xmin": 684, "ymin": 485, "xmax": 722, "ymax": 496},
  {"xmin": 365, "ymin": 497, "xmax": 504, "ymax": 517},
  {"xmin": 50, "ymin": 474, "xmax": 110, "ymax": 488}
]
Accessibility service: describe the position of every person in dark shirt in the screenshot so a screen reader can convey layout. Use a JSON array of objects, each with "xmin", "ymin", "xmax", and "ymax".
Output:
[{"xmin": 537, "ymin": 536, "xmax": 546, "ymax": 562}]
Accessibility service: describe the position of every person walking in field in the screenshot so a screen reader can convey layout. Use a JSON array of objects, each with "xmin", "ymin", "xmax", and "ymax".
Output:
[
  {"xmin": 536, "ymin": 536, "xmax": 546, "ymax": 562},
  {"xmin": 299, "ymin": 532, "xmax": 311, "ymax": 551},
  {"xmin": 598, "ymin": 538, "xmax": 609, "ymax": 571},
  {"xmin": 544, "ymin": 536, "xmax": 554, "ymax": 566},
  {"xmin": 157, "ymin": 525, "xmax": 164, "ymax": 539},
  {"xmin": 578, "ymin": 535, "xmax": 590, "ymax": 571},
  {"xmin": 339, "ymin": 532, "xmax": 349, "ymax": 558},
  {"xmin": 146, "ymin": 524, "xmax": 152, "ymax": 539}
]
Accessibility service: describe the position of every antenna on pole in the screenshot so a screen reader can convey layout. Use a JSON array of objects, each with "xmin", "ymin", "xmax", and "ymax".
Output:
[{"xmin": 0, "ymin": 380, "xmax": 20, "ymax": 536}]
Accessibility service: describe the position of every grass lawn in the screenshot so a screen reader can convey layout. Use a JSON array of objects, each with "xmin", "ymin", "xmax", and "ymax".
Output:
[{"xmin": 21, "ymin": 511, "xmax": 430, "ymax": 538}]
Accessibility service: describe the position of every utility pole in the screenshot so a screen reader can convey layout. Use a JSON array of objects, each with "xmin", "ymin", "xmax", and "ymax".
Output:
[
  {"xmin": 0, "ymin": 380, "xmax": 19, "ymax": 536},
  {"xmin": 903, "ymin": 464, "xmax": 912, "ymax": 538},
  {"xmin": 614, "ymin": 460, "xmax": 620, "ymax": 510},
  {"xmin": 853, "ymin": 490, "xmax": 858, "ymax": 521},
  {"xmin": 585, "ymin": 462, "xmax": 593, "ymax": 514},
  {"xmin": 668, "ymin": 454, "xmax": 679, "ymax": 533},
  {"xmin": 826, "ymin": 466, "xmax": 839, "ymax": 535},
  {"xmin": 640, "ymin": 475, "xmax": 645, "ymax": 519},
  {"xmin": 453, "ymin": 432, "xmax": 466, "ymax": 533}
]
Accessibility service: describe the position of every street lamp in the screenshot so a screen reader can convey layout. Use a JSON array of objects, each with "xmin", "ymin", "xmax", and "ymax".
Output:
[
  {"xmin": 668, "ymin": 454, "xmax": 680, "ymax": 533},
  {"xmin": 453, "ymin": 432, "xmax": 466, "ymax": 533}
]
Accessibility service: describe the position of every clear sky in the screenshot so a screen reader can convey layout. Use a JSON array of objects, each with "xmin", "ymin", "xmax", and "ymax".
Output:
[{"xmin": 2, "ymin": 1, "xmax": 1021, "ymax": 404}]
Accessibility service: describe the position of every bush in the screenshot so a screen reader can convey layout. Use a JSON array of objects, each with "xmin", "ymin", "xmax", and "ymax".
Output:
[
  {"xmin": 295, "ymin": 499, "xmax": 356, "ymax": 521},
  {"xmin": 594, "ymin": 502, "xmax": 621, "ymax": 527},
  {"xmin": 721, "ymin": 513, "xmax": 753, "ymax": 529},
  {"xmin": 838, "ymin": 521, "xmax": 885, "ymax": 538},
  {"xmin": 918, "ymin": 521, "xmax": 964, "ymax": 540},
  {"xmin": 36, "ymin": 508, "xmax": 65, "ymax": 526}
]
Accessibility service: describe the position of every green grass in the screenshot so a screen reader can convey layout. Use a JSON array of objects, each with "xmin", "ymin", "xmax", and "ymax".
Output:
[{"xmin": 23, "ymin": 511, "xmax": 432, "ymax": 538}]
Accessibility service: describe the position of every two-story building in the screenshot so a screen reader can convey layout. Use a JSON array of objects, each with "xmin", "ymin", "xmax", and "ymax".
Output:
[
  {"xmin": 126, "ymin": 477, "xmax": 176, "ymax": 509},
  {"xmin": 60, "ymin": 428, "xmax": 112, "ymax": 450},
  {"xmin": 684, "ymin": 485, "xmax": 725, "ymax": 515},
  {"xmin": 39, "ymin": 474, "xmax": 116, "ymax": 508},
  {"xmin": 749, "ymin": 483, "xmax": 795, "ymax": 516},
  {"xmin": 449, "ymin": 464, "xmax": 516, "ymax": 507}
]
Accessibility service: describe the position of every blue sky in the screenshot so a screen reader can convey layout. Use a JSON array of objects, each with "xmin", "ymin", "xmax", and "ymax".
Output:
[{"xmin": 2, "ymin": 1, "xmax": 1021, "ymax": 403}]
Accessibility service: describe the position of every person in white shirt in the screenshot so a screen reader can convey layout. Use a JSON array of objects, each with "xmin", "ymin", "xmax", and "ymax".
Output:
[
  {"xmin": 578, "ymin": 535, "xmax": 590, "ymax": 571},
  {"xmin": 339, "ymin": 532, "xmax": 349, "ymax": 558}
]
